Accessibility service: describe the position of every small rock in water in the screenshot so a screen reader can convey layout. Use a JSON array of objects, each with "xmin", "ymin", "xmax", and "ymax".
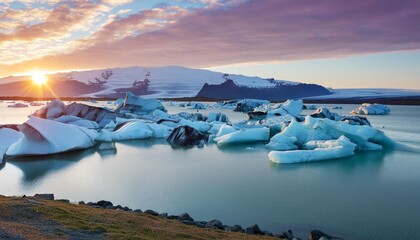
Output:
[{"xmin": 34, "ymin": 194, "xmax": 54, "ymax": 200}]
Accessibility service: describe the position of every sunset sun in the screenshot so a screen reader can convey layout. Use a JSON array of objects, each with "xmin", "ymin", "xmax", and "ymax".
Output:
[{"xmin": 32, "ymin": 73, "xmax": 47, "ymax": 85}]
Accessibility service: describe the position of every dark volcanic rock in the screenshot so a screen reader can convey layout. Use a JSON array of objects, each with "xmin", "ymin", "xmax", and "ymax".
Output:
[
  {"xmin": 144, "ymin": 209, "xmax": 159, "ymax": 216},
  {"xmin": 166, "ymin": 125, "xmax": 208, "ymax": 147},
  {"xmin": 196, "ymin": 79, "xmax": 331, "ymax": 101},
  {"xmin": 96, "ymin": 200, "xmax": 113, "ymax": 208},
  {"xmin": 178, "ymin": 213, "xmax": 194, "ymax": 222},
  {"xmin": 308, "ymin": 229, "xmax": 338, "ymax": 240},
  {"xmin": 245, "ymin": 224, "xmax": 262, "ymax": 235},
  {"xmin": 33, "ymin": 194, "xmax": 54, "ymax": 200},
  {"xmin": 233, "ymin": 224, "xmax": 243, "ymax": 232},
  {"xmin": 277, "ymin": 229, "xmax": 294, "ymax": 239},
  {"xmin": 205, "ymin": 220, "xmax": 223, "ymax": 230}
]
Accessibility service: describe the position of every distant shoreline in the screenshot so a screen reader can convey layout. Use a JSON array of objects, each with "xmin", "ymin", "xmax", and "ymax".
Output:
[{"xmin": 1, "ymin": 95, "xmax": 420, "ymax": 105}]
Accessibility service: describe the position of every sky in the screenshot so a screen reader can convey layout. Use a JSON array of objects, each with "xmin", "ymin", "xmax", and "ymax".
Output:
[{"xmin": 0, "ymin": 0, "xmax": 419, "ymax": 89}]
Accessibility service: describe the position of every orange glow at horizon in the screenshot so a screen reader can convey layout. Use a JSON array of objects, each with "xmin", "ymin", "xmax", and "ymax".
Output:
[{"xmin": 31, "ymin": 73, "xmax": 48, "ymax": 85}]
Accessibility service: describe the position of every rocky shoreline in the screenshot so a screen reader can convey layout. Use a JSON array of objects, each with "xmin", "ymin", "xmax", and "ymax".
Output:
[{"xmin": 20, "ymin": 193, "xmax": 342, "ymax": 240}]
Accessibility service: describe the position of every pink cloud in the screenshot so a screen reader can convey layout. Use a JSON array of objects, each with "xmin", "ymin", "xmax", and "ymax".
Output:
[{"xmin": 1, "ymin": 0, "xmax": 420, "ymax": 75}]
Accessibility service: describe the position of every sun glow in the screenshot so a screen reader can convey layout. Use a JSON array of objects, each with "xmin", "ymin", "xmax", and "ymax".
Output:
[{"xmin": 32, "ymin": 73, "xmax": 48, "ymax": 85}]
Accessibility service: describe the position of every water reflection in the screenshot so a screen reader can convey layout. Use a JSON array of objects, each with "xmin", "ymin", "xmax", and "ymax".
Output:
[
  {"xmin": 97, "ymin": 142, "xmax": 117, "ymax": 159},
  {"xmin": 7, "ymin": 146, "xmax": 97, "ymax": 185}
]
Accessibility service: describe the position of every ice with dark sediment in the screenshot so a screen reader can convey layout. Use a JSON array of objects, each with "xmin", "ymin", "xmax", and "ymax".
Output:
[{"xmin": 1, "ymin": 92, "xmax": 400, "ymax": 163}]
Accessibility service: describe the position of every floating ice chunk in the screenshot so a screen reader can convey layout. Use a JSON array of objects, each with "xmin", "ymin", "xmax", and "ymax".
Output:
[
  {"xmin": 280, "ymin": 99, "xmax": 303, "ymax": 117},
  {"xmin": 207, "ymin": 112, "xmax": 229, "ymax": 122},
  {"xmin": 278, "ymin": 116, "xmax": 392, "ymax": 151},
  {"xmin": 234, "ymin": 99, "xmax": 270, "ymax": 112},
  {"xmin": 33, "ymin": 99, "xmax": 65, "ymax": 119},
  {"xmin": 266, "ymin": 135, "xmax": 298, "ymax": 151},
  {"xmin": 213, "ymin": 127, "xmax": 270, "ymax": 145},
  {"xmin": 6, "ymin": 117, "xmax": 97, "ymax": 157},
  {"xmin": 0, "ymin": 128, "xmax": 23, "ymax": 163},
  {"xmin": 214, "ymin": 124, "xmax": 237, "ymax": 138},
  {"xmin": 167, "ymin": 125, "xmax": 208, "ymax": 147},
  {"xmin": 97, "ymin": 121, "xmax": 152, "ymax": 141},
  {"xmin": 97, "ymin": 119, "xmax": 173, "ymax": 141},
  {"xmin": 190, "ymin": 103, "xmax": 206, "ymax": 109},
  {"xmin": 268, "ymin": 136, "xmax": 356, "ymax": 163},
  {"xmin": 7, "ymin": 102, "xmax": 29, "ymax": 108},
  {"xmin": 116, "ymin": 92, "xmax": 166, "ymax": 115},
  {"xmin": 351, "ymin": 103, "xmax": 390, "ymax": 115},
  {"xmin": 303, "ymin": 104, "xmax": 317, "ymax": 110},
  {"xmin": 55, "ymin": 116, "xmax": 99, "ymax": 129},
  {"xmin": 159, "ymin": 118, "xmax": 211, "ymax": 133}
]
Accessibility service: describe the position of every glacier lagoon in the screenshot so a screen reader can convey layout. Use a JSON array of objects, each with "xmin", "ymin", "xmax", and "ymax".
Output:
[{"xmin": 1, "ymin": 101, "xmax": 420, "ymax": 239}]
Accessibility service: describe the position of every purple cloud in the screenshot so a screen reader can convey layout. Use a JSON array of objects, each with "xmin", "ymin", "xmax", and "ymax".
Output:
[{"xmin": 1, "ymin": 0, "xmax": 420, "ymax": 75}]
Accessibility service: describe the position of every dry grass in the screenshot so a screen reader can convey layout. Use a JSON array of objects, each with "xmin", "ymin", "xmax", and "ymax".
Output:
[{"xmin": 0, "ymin": 196, "xmax": 275, "ymax": 239}]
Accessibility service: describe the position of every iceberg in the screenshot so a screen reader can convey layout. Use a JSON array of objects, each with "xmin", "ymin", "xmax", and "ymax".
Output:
[
  {"xmin": 207, "ymin": 112, "xmax": 229, "ymax": 123},
  {"xmin": 167, "ymin": 125, "xmax": 208, "ymax": 147},
  {"xmin": 266, "ymin": 135, "xmax": 298, "ymax": 151},
  {"xmin": 96, "ymin": 121, "xmax": 153, "ymax": 141},
  {"xmin": 6, "ymin": 117, "xmax": 98, "ymax": 157},
  {"xmin": 190, "ymin": 103, "xmax": 206, "ymax": 109},
  {"xmin": 0, "ymin": 128, "xmax": 23, "ymax": 163},
  {"xmin": 213, "ymin": 127, "xmax": 270, "ymax": 145},
  {"xmin": 351, "ymin": 103, "xmax": 390, "ymax": 115},
  {"xmin": 55, "ymin": 116, "xmax": 99, "ymax": 129},
  {"xmin": 116, "ymin": 92, "xmax": 166, "ymax": 115},
  {"xmin": 33, "ymin": 99, "xmax": 65, "ymax": 119},
  {"xmin": 234, "ymin": 99, "xmax": 270, "ymax": 112},
  {"xmin": 7, "ymin": 102, "xmax": 29, "ymax": 108},
  {"xmin": 96, "ymin": 119, "xmax": 173, "ymax": 141},
  {"xmin": 32, "ymin": 99, "xmax": 117, "ymax": 127},
  {"xmin": 268, "ymin": 136, "xmax": 356, "ymax": 163}
]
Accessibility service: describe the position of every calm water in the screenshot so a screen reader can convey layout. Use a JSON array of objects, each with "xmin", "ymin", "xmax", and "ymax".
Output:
[{"xmin": 1, "ymin": 101, "xmax": 420, "ymax": 240}]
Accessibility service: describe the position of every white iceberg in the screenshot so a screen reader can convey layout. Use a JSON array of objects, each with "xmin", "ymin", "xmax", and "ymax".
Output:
[
  {"xmin": 268, "ymin": 136, "xmax": 356, "ymax": 163},
  {"xmin": 213, "ymin": 126, "xmax": 270, "ymax": 145},
  {"xmin": 266, "ymin": 135, "xmax": 298, "ymax": 151},
  {"xmin": 351, "ymin": 103, "xmax": 390, "ymax": 115},
  {"xmin": 33, "ymin": 99, "xmax": 65, "ymax": 119},
  {"xmin": 116, "ymin": 92, "xmax": 166, "ymax": 115},
  {"xmin": 234, "ymin": 99, "xmax": 270, "ymax": 112},
  {"xmin": 6, "ymin": 117, "xmax": 98, "ymax": 157},
  {"xmin": 277, "ymin": 115, "xmax": 393, "ymax": 151},
  {"xmin": 55, "ymin": 116, "xmax": 99, "ymax": 129},
  {"xmin": 96, "ymin": 119, "xmax": 173, "ymax": 141},
  {"xmin": 0, "ymin": 128, "xmax": 23, "ymax": 163},
  {"xmin": 7, "ymin": 102, "xmax": 29, "ymax": 108}
]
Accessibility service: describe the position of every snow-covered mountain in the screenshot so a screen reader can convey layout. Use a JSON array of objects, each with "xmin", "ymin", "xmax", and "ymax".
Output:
[{"xmin": 0, "ymin": 66, "xmax": 321, "ymax": 99}]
